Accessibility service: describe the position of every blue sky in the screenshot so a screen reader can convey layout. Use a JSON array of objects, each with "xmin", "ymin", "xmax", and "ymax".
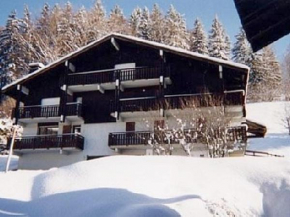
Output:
[{"xmin": 0, "ymin": 0, "xmax": 289, "ymax": 60}]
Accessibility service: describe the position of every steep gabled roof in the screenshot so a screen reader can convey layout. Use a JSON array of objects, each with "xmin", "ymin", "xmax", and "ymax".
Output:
[
  {"xmin": 2, "ymin": 33, "xmax": 249, "ymax": 93},
  {"xmin": 234, "ymin": 0, "xmax": 290, "ymax": 52}
]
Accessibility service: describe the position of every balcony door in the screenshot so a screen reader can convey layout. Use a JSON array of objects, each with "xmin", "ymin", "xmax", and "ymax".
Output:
[{"xmin": 115, "ymin": 63, "xmax": 136, "ymax": 81}]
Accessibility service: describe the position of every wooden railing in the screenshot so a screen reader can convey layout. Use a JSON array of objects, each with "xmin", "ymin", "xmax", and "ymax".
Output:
[
  {"xmin": 65, "ymin": 66, "xmax": 170, "ymax": 86},
  {"xmin": 8, "ymin": 134, "xmax": 84, "ymax": 150},
  {"xmin": 245, "ymin": 150, "xmax": 284, "ymax": 157},
  {"xmin": 14, "ymin": 103, "xmax": 82, "ymax": 119},
  {"xmin": 110, "ymin": 91, "xmax": 245, "ymax": 113},
  {"xmin": 108, "ymin": 126, "xmax": 247, "ymax": 147},
  {"xmin": 109, "ymin": 131, "xmax": 151, "ymax": 146}
]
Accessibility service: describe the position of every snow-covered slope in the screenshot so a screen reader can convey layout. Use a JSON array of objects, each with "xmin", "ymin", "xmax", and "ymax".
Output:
[
  {"xmin": 1, "ymin": 156, "xmax": 290, "ymax": 217},
  {"xmin": 247, "ymin": 101, "xmax": 290, "ymax": 157}
]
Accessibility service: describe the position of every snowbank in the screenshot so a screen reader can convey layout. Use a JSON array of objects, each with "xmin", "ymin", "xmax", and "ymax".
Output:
[
  {"xmin": 0, "ymin": 155, "xmax": 19, "ymax": 171},
  {"xmin": 1, "ymin": 156, "xmax": 290, "ymax": 217}
]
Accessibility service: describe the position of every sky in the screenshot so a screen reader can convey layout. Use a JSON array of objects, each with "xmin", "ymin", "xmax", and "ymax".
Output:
[{"xmin": 0, "ymin": 0, "xmax": 289, "ymax": 60}]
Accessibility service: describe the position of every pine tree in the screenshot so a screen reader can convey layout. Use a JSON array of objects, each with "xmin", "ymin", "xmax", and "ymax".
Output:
[
  {"xmin": 108, "ymin": 5, "xmax": 128, "ymax": 34},
  {"xmin": 164, "ymin": 5, "xmax": 189, "ymax": 50},
  {"xmin": 73, "ymin": 6, "xmax": 88, "ymax": 47},
  {"xmin": 56, "ymin": 2, "xmax": 75, "ymax": 56},
  {"xmin": 138, "ymin": 7, "xmax": 151, "ymax": 40},
  {"xmin": 149, "ymin": 4, "xmax": 164, "ymax": 43},
  {"xmin": 262, "ymin": 46, "xmax": 282, "ymax": 89},
  {"xmin": 35, "ymin": 3, "xmax": 58, "ymax": 62},
  {"xmin": 87, "ymin": 0, "xmax": 107, "ymax": 42},
  {"xmin": 249, "ymin": 46, "xmax": 282, "ymax": 101},
  {"xmin": 208, "ymin": 16, "xmax": 229, "ymax": 60},
  {"xmin": 129, "ymin": 7, "xmax": 142, "ymax": 36},
  {"xmin": 190, "ymin": 18, "xmax": 208, "ymax": 55},
  {"xmin": 0, "ymin": 11, "xmax": 28, "ymax": 81},
  {"xmin": 232, "ymin": 27, "xmax": 253, "ymax": 66},
  {"xmin": 21, "ymin": 5, "xmax": 42, "ymax": 63}
]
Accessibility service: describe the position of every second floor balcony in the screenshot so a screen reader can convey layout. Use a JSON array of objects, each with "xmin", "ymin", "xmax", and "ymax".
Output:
[
  {"xmin": 64, "ymin": 66, "xmax": 171, "ymax": 92},
  {"xmin": 14, "ymin": 102, "xmax": 83, "ymax": 124},
  {"xmin": 110, "ymin": 90, "xmax": 245, "ymax": 119}
]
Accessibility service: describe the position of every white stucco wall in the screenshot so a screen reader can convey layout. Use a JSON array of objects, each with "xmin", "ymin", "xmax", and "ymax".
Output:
[{"xmin": 22, "ymin": 123, "xmax": 38, "ymax": 136}]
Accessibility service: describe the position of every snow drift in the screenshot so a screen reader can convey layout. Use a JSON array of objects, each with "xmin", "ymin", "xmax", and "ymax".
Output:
[{"xmin": 1, "ymin": 156, "xmax": 290, "ymax": 217}]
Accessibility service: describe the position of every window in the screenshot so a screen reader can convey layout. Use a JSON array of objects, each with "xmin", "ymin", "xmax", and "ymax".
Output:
[
  {"xmin": 38, "ymin": 123, "xmax": 59, "ymax": 135},
  {"xmin": 126, "ymin": 122, "xmax": 135, "ymax": 132},
  {"xmin": 154, "ymin": 120, "xmax": 164, "ymax": 131},
  {"xmin": 73, "ymin": 125, "xmax": 81, "ymax": 134}
]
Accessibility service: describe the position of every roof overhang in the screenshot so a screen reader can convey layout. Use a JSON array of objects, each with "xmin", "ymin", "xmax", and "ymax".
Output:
[
  {"xmin": 1, "ymin": 33, "xmax": 249, "ymax": 94},
  {"xmin": 234, "ymin": 0, "xmax": 290, "ymax": 52}
]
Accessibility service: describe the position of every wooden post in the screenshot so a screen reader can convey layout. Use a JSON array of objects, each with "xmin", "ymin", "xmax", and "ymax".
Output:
[
  {"xmin": 5, "ymin": 126, "xmax": 17, "ymax": 173},
  {"xmin": 115, "ymin": 70, "xmax": 120, "ymax": 120},
  {"xmin": 14, "ymin": 85, "xmax": 22, "ymax": 125}
]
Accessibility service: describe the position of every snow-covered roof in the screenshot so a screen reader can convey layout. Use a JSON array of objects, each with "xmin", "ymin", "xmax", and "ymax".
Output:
[{"xmin": 2, "ymin": 33, "xmax": 249, "ymax": 92}]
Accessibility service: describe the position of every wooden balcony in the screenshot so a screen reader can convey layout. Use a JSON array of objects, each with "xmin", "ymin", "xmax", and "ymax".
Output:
[
  {"xmin": 108, "ymin": 126, "xmax": 247, "ymax": 148},
  {"xmin": 64, "ymin": 66, "xmax": 171, "ymax": 92},
  {"xmin": 8, "ymin": 134, "xmax": 84, "ymax": 152},
  {"xmin": 110, "ymin": 91, "xmax": 245, "ymax": 118},
  {"xmin": 13, "ymin": 103, "xmax": 82, "ymax": 123}
]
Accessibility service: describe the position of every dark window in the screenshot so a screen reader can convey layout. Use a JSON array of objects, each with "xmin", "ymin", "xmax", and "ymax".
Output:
[
  {"xmin": 154, "ymin": 120, "xmax": 164, "ymax": 131},
  {"xmin": 126, "ymin": 122, "xmax": 135, "ymax": 132},
  {"xmin": 38, "ymin": 123, "xmax": 59, "ymax": 135},
  {"xmin": 63, "ymin": 125, "xmax": 72, "ymax": 134}
]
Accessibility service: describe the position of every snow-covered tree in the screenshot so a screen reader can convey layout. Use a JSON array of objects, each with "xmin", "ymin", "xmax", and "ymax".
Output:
[
  {"xmin": 108, "ymin": 5, "xmax": 128, "ymax": 34},
  {"xmin": 73, "ymin": 6, "xmax": 88, "ymax": 47},
  {"xmin": 189, "ymin": 18, "xmax": 208, "ymax": 55},
  {"xmin": 87, "ymin": 0, "xmax": 107, "ymax": 42},
  {"xmin": 262, "ymin": 46, "xmax": 282, "ymax": 89},
  {"xmin": 232, "ymin": 27, "xmax": 253, "ymax": 66},
  {"xmin": 208, "ymin": 16, "xmax": 230, "ymax": 60},
  {"xmin": 129, "ymin": 7, "xmax": 142, "ymax": 36},
  {"xmin": 0, "ymin": 11, "xmax": 28, "ymax": 80},
  {"xmin": 248, "ymin": 46, "xmax": 282, "ymax": 101},
  {"xmin": 138, "ymin": 7, "xmax": 151, "ymax": 40},
  {"xmin": 164, "ymin": 5, "xmax": 189, "ymax": 50},
  {"xmin": 56, "ymin": 2, "xmax": 76, "ymax": 56},
  {"xmin": 149, "ymin": 4, "xmax": 164, "ymax": 43},
  {"xmin": 34, "ymin": 3, "xmax": 59, "ymax": 62}
]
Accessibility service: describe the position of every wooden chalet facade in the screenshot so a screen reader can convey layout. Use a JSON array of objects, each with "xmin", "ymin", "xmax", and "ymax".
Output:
[{"xmin": 2, "ymin": 34, "xmax": 249, "ymax": 169}]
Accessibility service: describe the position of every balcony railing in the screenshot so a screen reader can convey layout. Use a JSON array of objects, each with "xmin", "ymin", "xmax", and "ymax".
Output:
[
  {"xmin": 108, "ymin": 126, "xmax": 247, "ymax": 147},
  {"xmin": 110, "ymin": 91, "xmax": 245, "ymax": 113},
  {"xmin": 8, "ymin": 134, "xmax": 84, "ymax": 151},
  {"xmin": 65, "ymin": 66, "xmax": 170, "ymax": 86},
  {"xmin": 14, "ymin": 103, "xmax": 82, "ymax": 119}
]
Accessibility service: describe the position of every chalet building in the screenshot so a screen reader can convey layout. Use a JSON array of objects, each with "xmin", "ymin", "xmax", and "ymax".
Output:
[{"xmin": 1, "ymin": 33, "xmax": 249, "ymax": 170}]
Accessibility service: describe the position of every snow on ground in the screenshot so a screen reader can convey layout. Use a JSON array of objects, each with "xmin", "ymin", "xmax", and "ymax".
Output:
[
  {"xmin": 0, "ymin": 155, "xmax": 19, "ymax": 171},
  {"xmin": 247, "ymin": 101, "xmax": 290, "ymax": 157},
  {"xmin": 1, "ymin": 156, "xmax": 290, "ymax": 217},
  {"xmin": 0, "ymin": 101, "xmax": 290, "ymax": 217}
]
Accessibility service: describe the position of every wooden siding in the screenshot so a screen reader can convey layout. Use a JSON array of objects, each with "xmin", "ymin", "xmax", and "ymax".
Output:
[{"xmin": 8, "ymin": 39, "xmax": 247, "ymax": 124}]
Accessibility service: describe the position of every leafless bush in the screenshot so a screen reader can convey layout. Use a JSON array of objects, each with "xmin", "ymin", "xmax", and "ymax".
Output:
[{"xmin": 143, "ymin": 94, "xmax": 242, "ymax": 157}]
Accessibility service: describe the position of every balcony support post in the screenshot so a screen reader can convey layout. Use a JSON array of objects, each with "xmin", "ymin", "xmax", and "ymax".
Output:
[
  {"xmin": 115, "ymin": 73, "xmax": 120, "ymax": 120},
  {"xmin": 60, "ymin": 61, "xmax": 71, "ymax": 122},
  {"xmin": 14, "ymin": 85, "xmax": 22, "ymax": 125}
]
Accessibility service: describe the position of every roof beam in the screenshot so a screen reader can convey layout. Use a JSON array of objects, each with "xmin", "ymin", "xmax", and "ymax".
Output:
[{"xmin": 111, "ymin": 37, "xmax": 120, "ymax": 51}]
